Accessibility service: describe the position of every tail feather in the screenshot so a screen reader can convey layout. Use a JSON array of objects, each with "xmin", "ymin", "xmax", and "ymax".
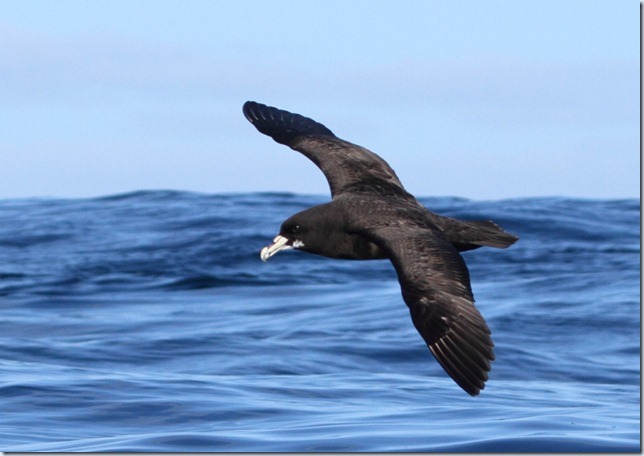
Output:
[{"xmin": 439, "ymin": 218, "xmax": 519, "ymax": 252}]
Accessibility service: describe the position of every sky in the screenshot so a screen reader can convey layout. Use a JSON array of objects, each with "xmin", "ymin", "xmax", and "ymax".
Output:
[{"xmin": 0, "ymin": 0, "xmax": 639, "ymax": 200}]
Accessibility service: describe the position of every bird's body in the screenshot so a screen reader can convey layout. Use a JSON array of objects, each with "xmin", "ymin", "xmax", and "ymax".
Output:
[{"xmin": 243, "ymin": 101, "xmax": 518, "ymax": 396}]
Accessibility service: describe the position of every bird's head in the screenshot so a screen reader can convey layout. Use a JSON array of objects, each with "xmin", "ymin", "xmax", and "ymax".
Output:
[{"xmin": 260, "ymin": 206, "xmax": 337, "ymax": 261}]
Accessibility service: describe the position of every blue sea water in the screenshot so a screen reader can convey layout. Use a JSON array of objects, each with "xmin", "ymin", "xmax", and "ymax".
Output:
[{"xmin": 0, "ymin": 191, "xmax": 639, "ymax": 452}]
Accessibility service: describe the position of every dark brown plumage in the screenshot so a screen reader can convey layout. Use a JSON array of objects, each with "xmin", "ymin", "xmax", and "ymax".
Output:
[{"xmin": 243, "ymin": 101, "xmax": 518, "ymax": 396}]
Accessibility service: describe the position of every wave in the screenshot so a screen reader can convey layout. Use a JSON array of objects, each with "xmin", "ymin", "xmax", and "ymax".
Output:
[{"xmin": 0, "ymin": 192, "xmax": 638, "ymax": 297}]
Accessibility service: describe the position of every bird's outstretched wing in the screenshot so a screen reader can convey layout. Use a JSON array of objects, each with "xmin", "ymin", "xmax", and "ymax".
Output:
[
  {"xmin": 243, "ymin": 101, "xmax": 405, "ymax": 197},
  {"xmin": 362, "ymin": 225, "xmax": 495, "ymax": 396}
]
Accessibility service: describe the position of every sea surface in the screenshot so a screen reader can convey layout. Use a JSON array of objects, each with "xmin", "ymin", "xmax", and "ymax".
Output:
[{"xmin": 0, "ymin": 192, "xmax": 639, "ymax": 452}]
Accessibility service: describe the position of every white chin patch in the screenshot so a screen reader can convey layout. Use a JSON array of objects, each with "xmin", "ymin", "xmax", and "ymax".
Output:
[{"xmin": 292, "ymin": 239, "xmax": 305, "ymax": 248}]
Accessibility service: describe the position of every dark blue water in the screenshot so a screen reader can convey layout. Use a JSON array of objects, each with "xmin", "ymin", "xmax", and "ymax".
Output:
[{"xmin": 1, "ymin": 192, "xmax": 639, "ymax": 452}]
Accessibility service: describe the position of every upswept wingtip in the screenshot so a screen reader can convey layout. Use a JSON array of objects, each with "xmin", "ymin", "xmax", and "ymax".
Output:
[{"xmin": 242, "ymin": 101, "xmax": 335, "ymax": 145}]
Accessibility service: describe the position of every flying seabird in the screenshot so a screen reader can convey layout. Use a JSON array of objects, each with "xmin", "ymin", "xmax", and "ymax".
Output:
[{"xmin": 243, "ymin": 101, "xmax": 518, "ymax": 396}]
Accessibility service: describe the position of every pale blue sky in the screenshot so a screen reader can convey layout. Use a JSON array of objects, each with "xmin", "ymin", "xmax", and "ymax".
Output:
[{"xmin": 0, "ymin": 0, "xmax": 639, "ymax": 199}]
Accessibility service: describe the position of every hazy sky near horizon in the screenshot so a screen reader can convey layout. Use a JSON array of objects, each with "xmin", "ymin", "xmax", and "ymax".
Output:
[{"xmin": 0, "ymin": 0, "xmax": 639, "ymax": 200}]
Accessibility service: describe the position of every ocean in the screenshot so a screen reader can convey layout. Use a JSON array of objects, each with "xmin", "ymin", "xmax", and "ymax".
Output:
[{"xmin": 0, "ymin": 191, "xmax": 639, "ymax": 452}]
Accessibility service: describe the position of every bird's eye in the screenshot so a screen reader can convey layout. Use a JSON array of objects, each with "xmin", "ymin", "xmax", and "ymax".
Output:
[{"xmin": 291, "ymin": 224, "xmax": 302, "ymax": 234}]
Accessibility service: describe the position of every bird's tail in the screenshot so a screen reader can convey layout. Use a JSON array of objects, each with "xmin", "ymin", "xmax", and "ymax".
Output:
[{"xmin": 438, "ymin": 217, "xmax": 519, "ymax": 252}]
